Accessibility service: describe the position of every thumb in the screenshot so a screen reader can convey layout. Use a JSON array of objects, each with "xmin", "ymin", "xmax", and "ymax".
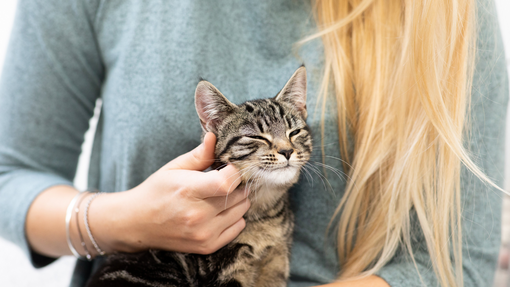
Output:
[{"xmin": 164, "ymin": 132, "xmax": 217, "ymax": 171}]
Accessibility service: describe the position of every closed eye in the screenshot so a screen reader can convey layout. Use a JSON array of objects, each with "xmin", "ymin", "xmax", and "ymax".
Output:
[
  {"xmin": 246, "ymin": 135, "xmax": 271, "ymax": 145},
  {"xmin": 289, "ymin": 129, "xmax": 301, "ymax": 137}
]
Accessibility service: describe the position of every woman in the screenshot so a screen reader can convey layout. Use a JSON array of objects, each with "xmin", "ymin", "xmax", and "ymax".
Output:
[{"xmin": 0, "ymin": 0, "xmax": 507, "ymax": 286}]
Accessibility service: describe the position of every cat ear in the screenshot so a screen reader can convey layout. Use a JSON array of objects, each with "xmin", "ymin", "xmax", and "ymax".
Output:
[
  {"xmin": 195, "ymin": 80, "xmax": 236, "ymax": 133},
  {"xmin": 275, "ymin": 66, "xmax": 307, "ymax": 119}
]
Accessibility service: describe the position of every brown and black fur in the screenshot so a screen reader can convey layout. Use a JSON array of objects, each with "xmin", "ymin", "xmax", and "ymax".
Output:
[{"xmin": 85, "ymin": 67, "xmax": 311, "ymax": 287}]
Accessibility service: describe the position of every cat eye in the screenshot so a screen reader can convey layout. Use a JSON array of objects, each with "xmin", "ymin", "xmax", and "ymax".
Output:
[
  {"xmin": 246, "ymin": 135, "xmax": 271, "ymax": 145},
  {"xmin": 289, "ymin": 129, "xmax": 301, "ymax": 137}
]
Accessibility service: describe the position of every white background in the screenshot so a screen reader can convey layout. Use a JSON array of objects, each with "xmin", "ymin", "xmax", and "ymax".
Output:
[{"xmin": 0, "ymin": 0, "xmax": 509, "ymax": 286}]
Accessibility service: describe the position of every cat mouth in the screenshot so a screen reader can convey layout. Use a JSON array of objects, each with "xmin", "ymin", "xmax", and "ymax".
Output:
[
  {"xmin": 272, "ymin": 166, "xmax": 289, "ymax": 170},
  {"xmin": 265, "ymin": 163, "xmax": 297, "ymax": 171},
  {"xmin": 258, "ymin": 160, "xmax": 303, "ymax": 171}
]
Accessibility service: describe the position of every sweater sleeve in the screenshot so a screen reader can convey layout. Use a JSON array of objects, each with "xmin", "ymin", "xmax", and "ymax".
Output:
[
  {"xmin": 376, "ymin": 0, "xmax": 509, "ymax": 286},
  {"xmin": 0, "ymin": 0, "xmax": 103, "ymax": 268}
]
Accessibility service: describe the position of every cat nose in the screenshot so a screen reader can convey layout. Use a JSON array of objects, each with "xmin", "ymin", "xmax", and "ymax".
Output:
[{"xmin": 278, "ymin": 149, "xmax": 294, "ymax": 160}]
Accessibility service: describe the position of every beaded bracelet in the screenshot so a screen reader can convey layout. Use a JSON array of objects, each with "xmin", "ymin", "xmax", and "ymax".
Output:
[
  {"xmin": 84, "ymin": 192, "xmax": 106, "ymax": 256},
  {"xmin": 65, "ymin": 192, "xmax": 87, "ymax": 260}
]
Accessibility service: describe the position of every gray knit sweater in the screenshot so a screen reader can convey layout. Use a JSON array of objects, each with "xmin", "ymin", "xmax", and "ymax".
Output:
[{"xmin": 0, "ymin": 0, "xmax": 507, "ymax": 286}]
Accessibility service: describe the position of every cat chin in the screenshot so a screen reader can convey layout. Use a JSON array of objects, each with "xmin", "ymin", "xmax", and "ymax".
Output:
[{"xmin": 261, "ymin": 166, "xmax": 300, "ymax": 186}]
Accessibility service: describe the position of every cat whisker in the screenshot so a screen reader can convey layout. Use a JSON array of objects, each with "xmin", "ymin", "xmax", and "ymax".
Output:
[
  {"xmin": 251, "ymin": 168, "xmax": 267, "ymax": 204},
  {"xmin": 306, "ymin": 155, "xmax": 353, "ymax": 168},
  {"xmin": 192, "ymin": 158, "xmax": 260, "ymax": 165},
  {"xmin": 303, "ymin": 163, "xmax": 334, "ymax": 194},
  {"xmin": 242, "ymin": 169, "xmax": 259, "ymax": 205},
  {"xmin": 299, "ymin": 164, "xmax": 314, "ymax": 186},
  {"xmin": 244, "ymin": 171, "xmax": 259, "ymax": 207},
  {"xmin": 214, "ymin": 164, "xmax": 256, "ymax": 198},
  {"xmin": 309, "ymin": 161, "xmax": 350, "ymax": 182},
  {"xmin": 224, "ymin": 165, "xmax": 258, "ymax": 209},
  {"xmin": 243, "ymin": 172, "xmax": 256, "ymax": 208},
  {"xmin": 301, "ymin": 165, "xmax": 322, "ymax": 190}
]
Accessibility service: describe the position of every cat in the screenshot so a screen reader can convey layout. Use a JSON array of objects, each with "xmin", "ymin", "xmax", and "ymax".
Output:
[{"xmin": 85, "ymin": 66, "xmax": 312, "ymax": 287}]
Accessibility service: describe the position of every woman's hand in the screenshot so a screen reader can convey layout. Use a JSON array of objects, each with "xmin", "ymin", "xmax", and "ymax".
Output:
[
  {"xmin": 317, "ymin": 276, "xmax": 389, "ymax": 287},
  {"xmin": 91, "ymin": 132, "xmax": 250, "ymax": 256}
]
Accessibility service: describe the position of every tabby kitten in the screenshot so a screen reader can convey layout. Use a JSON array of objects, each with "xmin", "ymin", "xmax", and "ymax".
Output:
[{"xmin": 86, "ymin": 66, "xmax": 312, "ymax": 287}]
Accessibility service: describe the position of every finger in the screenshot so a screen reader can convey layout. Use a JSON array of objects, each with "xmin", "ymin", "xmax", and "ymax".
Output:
[
  {"xmin": 200, "ymin": 164, "xmax": 243, "ymax": 197},
  {"xmin": 164, "ymin": 132, "xmax": 216, "ymax": 171},
  {"xmin": 204, "ymin": 186, "xmax": 250, "ymax": 213},
  {"xmin": 215, "ymin": 198, "xmax": 250, "ymax": 231},
  {"xmin": 214, "ymin": 217, "xmax": 247, "ymax": 251}
]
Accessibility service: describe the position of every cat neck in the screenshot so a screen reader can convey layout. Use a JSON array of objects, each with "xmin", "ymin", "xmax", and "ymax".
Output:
[{"xmin": 244, "ymin": 182, "xmax": 290, "ymax": 221}]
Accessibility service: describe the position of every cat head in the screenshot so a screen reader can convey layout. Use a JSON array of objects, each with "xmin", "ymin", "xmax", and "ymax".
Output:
[{"xmin": 195, "ymin": 67, "xmax": 311, "ymax": 187}]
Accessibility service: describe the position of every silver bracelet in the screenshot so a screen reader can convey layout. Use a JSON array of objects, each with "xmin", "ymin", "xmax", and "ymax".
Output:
[
  {"xmin": 84, "ymin": 192, "xmax": 106, "ymax": 256},
  {"xmin": 75, "ymin": 192, "xmax": 92, "ymax": 261},
  {"xmin": 65, "ymin": 192, "xmax": 87, "ymax": 260}
]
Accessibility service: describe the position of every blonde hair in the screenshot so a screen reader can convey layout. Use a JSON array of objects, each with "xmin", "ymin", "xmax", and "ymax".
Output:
[{"xmin": 303, "ymin": 0, "xmax": 498, "ymax": 286}]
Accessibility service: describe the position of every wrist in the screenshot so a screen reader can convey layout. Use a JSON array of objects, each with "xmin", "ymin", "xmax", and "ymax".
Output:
[
  {"xmin": 67, "ymin": 191, "xmax": 89, "ymax": 260},
  {"xmin": 75, "ymin": 192, "xmax": 118, "ymax": 256},
  {"xmin": 84, "ymin": 190, "xmax": 144, "ymax": 255}
]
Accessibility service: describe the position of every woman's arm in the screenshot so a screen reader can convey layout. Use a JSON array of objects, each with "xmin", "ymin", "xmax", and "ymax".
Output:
[
  {"xmin": 25, "ymin": 133, "xmax": 250, "ymax": 259},
  {"xmin": 0, "ymin": 0, "xmax": 103, "ymax": 267},
  {"xmin": 25, "ymin": 185, "xmax": 80, "ymax": 257}
]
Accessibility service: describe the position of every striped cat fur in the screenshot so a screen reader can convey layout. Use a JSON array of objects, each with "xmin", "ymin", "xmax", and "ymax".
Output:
[{"xmin": 86, "ymin": 66, "xmax": 312, "ymax": 287}]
